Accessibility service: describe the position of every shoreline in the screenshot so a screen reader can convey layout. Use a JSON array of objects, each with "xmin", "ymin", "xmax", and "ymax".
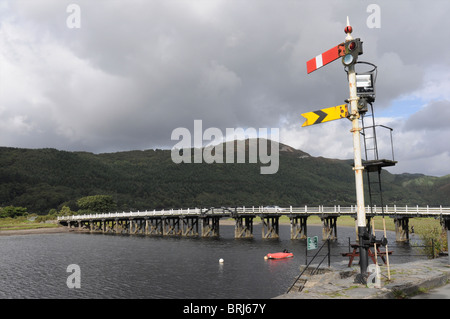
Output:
[
  {"xmin": 0, "ymin": 226, "xmax": 73, "ymax": 236},
  {"xmin": 0, "ymin": 220, "xmax": 324, "ymax": 236},
  {"xmin": 0, "ymin": 220, "xmax": 354, "ymax": 236},
  {"xmin": 0, "ymin": 218, "xmax": 383, "ymax": 237}
]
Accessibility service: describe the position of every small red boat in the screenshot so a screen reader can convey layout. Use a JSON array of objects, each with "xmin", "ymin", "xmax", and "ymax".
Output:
[{"xmin": 265, "ymin": 252, "xmax": 294, "ymax": 260}]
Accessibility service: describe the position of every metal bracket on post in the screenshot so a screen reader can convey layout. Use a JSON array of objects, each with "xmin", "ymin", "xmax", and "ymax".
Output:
[{"xmin": 346, "ymin": 97, "xmax": 360, "ymax": 121}]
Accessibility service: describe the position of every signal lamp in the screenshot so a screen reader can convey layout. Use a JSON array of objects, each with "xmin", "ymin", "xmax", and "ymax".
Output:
[
  {"xmin": 348, "ymin": 41, "xmax": 356, "ymax": 51},
  {"xmin": 342, "ymin": 54, "xmax": 355, "ymax": 66},
  {"xmin": 342, "ymin": 38, "xmax": 363, "ymax": 67}
]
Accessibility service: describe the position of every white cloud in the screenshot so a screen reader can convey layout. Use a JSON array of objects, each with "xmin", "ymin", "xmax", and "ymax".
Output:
[
  {"xmin": 410, "ymin": 66, "xmax": 450, "ymax": 102},
  {"xmin": 280, "ymin": 118, "xmax": 354, "ymax": 160}
]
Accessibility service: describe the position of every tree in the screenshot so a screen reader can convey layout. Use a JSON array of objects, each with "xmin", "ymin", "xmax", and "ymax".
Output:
[
  {"xmin": 77, "ymin": 195, "xmax": 117, "ymax": 214},
  {"xmin": 58, "ymin": 205, "xmax": 75, "ymax": 216},
  {"xmin": 0, "ymin": 206, "xmax": 28, "ymax": 218}
]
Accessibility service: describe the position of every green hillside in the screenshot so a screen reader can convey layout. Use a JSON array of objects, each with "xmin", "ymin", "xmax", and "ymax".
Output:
[{"xmin": 0, "ymin": 140, "xmax": 449, "ymax": 214}]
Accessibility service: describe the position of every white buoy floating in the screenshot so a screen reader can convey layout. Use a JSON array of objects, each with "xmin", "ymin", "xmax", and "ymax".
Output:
[{"xmin": 219, "ymin": 258, "xmax": 224, "ymax": 263}]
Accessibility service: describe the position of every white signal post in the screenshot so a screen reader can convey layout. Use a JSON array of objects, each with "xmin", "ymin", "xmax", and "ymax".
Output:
[{"xmin": 345, "ymin": 17, "xmax": 369, "ymax": 281}]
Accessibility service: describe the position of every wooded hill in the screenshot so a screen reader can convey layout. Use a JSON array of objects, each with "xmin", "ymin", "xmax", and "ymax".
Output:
[{"xmin": 0, "ymin": 140, "xmax": 449, "ymax": 214}]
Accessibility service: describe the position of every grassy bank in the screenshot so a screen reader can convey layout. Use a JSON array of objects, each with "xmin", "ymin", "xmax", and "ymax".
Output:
[{"xmin": 0, "ymin": 217, "xmax": 59, "ymax": 231}]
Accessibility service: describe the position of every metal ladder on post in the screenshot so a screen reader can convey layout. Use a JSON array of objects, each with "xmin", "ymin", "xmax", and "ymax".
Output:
[
  {"xmin": 359, "ymin": 102, "xmax": 396, "ymax": 221},
  {"xmin": 359, "ymin": 103, "xmax": 396, "ymax": 281}
]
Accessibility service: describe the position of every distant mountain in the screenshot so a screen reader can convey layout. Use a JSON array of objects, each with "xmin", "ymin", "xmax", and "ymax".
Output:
[{"xmin": 0, "ymin": 140, "xmax": 449, "ymax": 214}]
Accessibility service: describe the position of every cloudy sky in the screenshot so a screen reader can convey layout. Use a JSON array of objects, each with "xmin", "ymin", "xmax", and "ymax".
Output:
[{"xmin": 0, "ymin": 0, "xmax": 449, "ymax": 176}]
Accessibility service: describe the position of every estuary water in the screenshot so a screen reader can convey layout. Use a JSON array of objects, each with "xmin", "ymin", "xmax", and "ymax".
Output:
[{"xmin": 0, "ymin": 224, "xmax": 426, "ymax": 299}]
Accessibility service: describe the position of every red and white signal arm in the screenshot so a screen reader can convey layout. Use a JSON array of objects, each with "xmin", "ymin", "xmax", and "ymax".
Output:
[{"xmin": 306, "ymin": 43, "xmax": 345, "ymax": 74}]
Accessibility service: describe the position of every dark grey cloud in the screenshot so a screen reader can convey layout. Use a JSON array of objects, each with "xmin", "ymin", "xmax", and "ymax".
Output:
[
  {"xmin": 405, "ymin": 100, "xmax": 450, "ymax": 132},
  {"xmin": 0, "ymin": 0, "xmax": 449, "ymax": 176}
]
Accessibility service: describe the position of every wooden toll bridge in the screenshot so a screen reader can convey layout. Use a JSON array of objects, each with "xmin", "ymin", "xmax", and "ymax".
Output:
[{"xmin": 57, "ymin": 205, "xmax": 450, "ymax": 242}]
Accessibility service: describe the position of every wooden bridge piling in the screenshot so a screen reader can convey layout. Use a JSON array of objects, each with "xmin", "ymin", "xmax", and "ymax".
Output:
[
  {"xmin": 181, "ymin": 216, "xmax": 199, "ymax": 237},
  {"xmin": 321, "ymin": 216, "xmax": 338, "ymax": 240},
  {"xmin": 200, "ymin": 216, "xmax": 220, "ymax": 237},
  {"xmin": 261, "ymin": 214, "xmax": 280, "ymax": 239},
  {"xmin": 394, "ymin": 217, "xmax": 410, "ymax": 242},
  {"xmin": 147, "ymin": 218, "xmax": 163, "ymax": 235},
  {"xmin": 234, "ymin": 216, "xmax": 254, "ymax": 238},
  {"xmin": 162, "ymin": 217, "xmax": 181, "ymax": 236},
  {"xmin": 289, "ymin": 215, "xmax": 307, "ymax": 239}
]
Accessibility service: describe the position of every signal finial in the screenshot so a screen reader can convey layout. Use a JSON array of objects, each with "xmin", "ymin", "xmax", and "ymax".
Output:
[{"xmin": 345, "ymin": 16, "xmax": 353, "ymax": 41}]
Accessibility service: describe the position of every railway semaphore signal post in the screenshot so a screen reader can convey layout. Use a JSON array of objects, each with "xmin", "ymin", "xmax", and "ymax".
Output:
[{"xmin": 303, "ymin": 17, "xmax": 370, "ymax": 283}]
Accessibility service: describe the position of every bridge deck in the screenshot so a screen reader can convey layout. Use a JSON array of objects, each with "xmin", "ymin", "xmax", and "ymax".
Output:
[
  {"xmin": 56, "ymin": 205, "xmax": 450, "ymax": 241},
  {"xmin": 57, "ymin": 205, "xmax": 450, "ymax": 222}
]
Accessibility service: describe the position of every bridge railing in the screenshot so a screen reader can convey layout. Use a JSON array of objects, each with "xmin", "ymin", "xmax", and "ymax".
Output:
[
  {"xmin": 383, "ymin": 205, "xmax": 449, "ymax": 215},
  {"xmin": 57, "ymin": 208, "xmax": 208, "ymax": 221},
  {"xmin": 57, "ymin": 205, "xmax": 450, "ymax": 221},
  {"xmin": 237, "ymin": 205, "xmax": 450, "ymax": 215}
]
